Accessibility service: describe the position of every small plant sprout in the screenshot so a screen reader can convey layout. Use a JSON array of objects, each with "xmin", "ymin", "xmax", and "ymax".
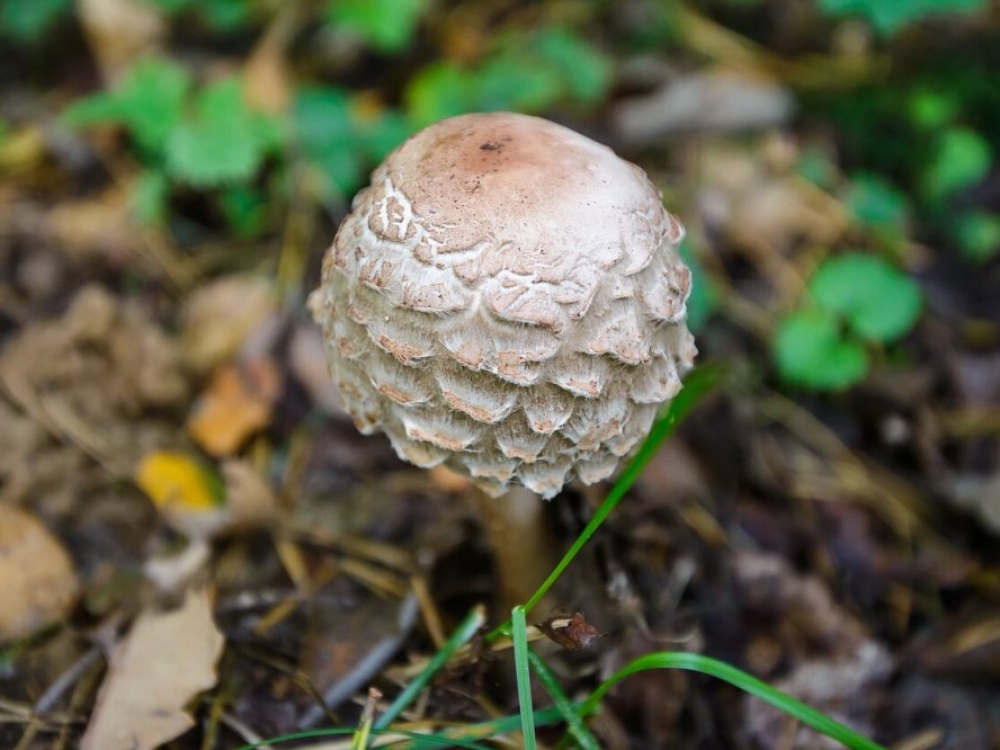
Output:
[{"xmin": 310, "ymin": 112, "xmax": 695, "ymax": 608}]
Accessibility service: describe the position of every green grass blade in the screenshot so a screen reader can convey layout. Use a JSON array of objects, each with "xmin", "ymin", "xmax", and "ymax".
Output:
[
  {"xmin": 576, "ymin": 652, "xmax": 889, "ymax": 750},
  {"xmin": 511, "ymin": 606, "xmax": 537, "ymax": 750},
  {"xmin": 237, "ymin": 708, "xmax": 578, "ymax": 750},
  {"xmin": 487, "ymin": 364, "xmax": 722, "ymax": 643},
  {"xmin": 375, "ymin": 604, "xmax": 486, "ymax": 730},
  {"xmin": 401, "ymin": 706, "xmax": 573, "ymax": 749},
  {"xmin": 235, "ymin": 726, "xmax": 493, "ymax": 749},
  {"xmin": 528, "ymin": 650, "xmax": 601, "ymax": 750}
]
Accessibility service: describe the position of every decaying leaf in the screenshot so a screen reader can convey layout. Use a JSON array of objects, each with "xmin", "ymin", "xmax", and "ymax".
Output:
[
  {"xmin": 538, "ymin": 612, "xmax": 604, "ymax": 651},
  {"xmin": 180, "ymin": 274, "xmax": 277, "ymax": 373},
  {"xmin": 242, "ymin": 6, "xmax": 299, "ymax": 115},
  {"xmin": 187, "ymin": 358, "xmax": 281, "ymax": 456},
  {"xmin": 76, "ymin": 0, "xmax": 166, "ymax": 84},
  {"xmin": 81, "ymin": 587, "xmax": 225, "ymax": 750},
  {"xmin": 0, "ymin": 505, "xmax": 80, "ymax": 644},
  {"xmin": 220, "ymin": 458, "xmax": 280, "ymax": 531},
  {"xmin": 0, "ymin": 284, "xmax": 189, "ymax": 485}
]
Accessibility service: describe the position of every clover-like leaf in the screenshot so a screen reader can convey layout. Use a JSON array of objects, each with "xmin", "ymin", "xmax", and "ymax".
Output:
[
  {"xmin": 166, "ymin": 78, "xmax": 279, "ymax": 187},
  {"xmin": 845, "ymin": 173, "xmax": 909, "ymax": 233},
  {"xmin": 774, "ymin": 308, "xmax": 868, "ymax": 391},
  {"xmin": 956, "ymin": 211, "xmax": 1000, "ymax": 263},
  {"xmin": 0, "ymin": 0, "xmax": 71, "ymax": 42},
  {"xmin": 406, "ymin": 63, "xmax": 479, "ymax": 127},
  {"xmin": 528, "ymin": 27, "xmax": 612, "ymax": 105},
  {"xmin": 809, "ymin": 253, "xmax": 922, "ymax": 343},
  {"xmin": 818, "ymin": 0, "xmax": 987, "ymax": 35},
  {"xmin": 922, "ymin": 126, "xmax": 991, "ymax": 200},
  {"xmin": 63, "ymin": 58, "xmax": 191, "ymax": 155},
  {"xmin": 326, "ymin": 0, "xmax": 429, "ymax": 53}
]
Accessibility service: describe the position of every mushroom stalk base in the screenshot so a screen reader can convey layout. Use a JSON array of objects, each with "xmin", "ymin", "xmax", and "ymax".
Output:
[{"xmin": 472, "ymin": 484, "xmax": 559, "ymax": 614}]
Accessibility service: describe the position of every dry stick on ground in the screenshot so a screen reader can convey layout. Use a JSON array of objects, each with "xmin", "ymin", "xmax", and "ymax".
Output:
[{"xmin": 310, "ymin": 112, "xmax": 696, "ymax": 612}]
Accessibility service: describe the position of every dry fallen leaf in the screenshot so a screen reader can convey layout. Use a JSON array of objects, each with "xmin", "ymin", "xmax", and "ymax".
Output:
[
  {"xmin": 75, "ymin": 0, "xmax": 166, "ymax": 84},
  {"xmin": 221, "ymin": 458, "xmax": 279, "ymax": 530},
  {"xmin": 81, "ymin": 587, "xmax": 225, "ymax": 750},
  {"xmin": 0, "ymin": 505, "xmax": 80, "ymax": 644},
  {"xmin": 187, "ymin": 358, "xmax": 281, "ymax": 456},
  {"xmin": 242, "ymin": 6, "xmax": 299, "ymax": 115},
  {"xmin": 181, "ymin": 275, "xmax": 277, "ymax": 373},
  {"xmin": 538, "ymin": 612, "xmax": 604, "ymax": 651}
]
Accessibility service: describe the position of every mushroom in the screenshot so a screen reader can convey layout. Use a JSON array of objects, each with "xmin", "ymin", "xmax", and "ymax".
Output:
[{"xmin": 310, "ymin": 112, "xmax": 695, "ymax": 609}]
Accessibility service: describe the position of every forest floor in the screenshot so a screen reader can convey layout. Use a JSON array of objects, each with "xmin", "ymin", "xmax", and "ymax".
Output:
[{"xmin": 1, "ymin": 2, "xmax": 999, "ymax": 749}]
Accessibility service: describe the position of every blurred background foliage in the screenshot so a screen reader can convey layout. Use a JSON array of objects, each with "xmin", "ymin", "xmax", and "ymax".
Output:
[{"xmin": 1, "ymin": 0, "xmax": 998, "ymax": 394}]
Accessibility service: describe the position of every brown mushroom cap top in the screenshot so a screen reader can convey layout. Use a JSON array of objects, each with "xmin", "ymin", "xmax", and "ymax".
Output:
[{"xmin": 312, "ymin": 112, "xmax": 695, "ymax": 498}]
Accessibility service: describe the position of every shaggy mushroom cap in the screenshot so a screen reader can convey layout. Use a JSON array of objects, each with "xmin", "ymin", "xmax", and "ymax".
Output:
[{"xmin": 311, "ymin": 112, "xmax": 696, "ymax": 499}]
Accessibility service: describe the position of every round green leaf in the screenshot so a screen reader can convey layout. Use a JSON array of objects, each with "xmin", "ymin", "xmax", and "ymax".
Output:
[
  {"xmin": 845, "ymin": 173, "xmax": 909, "ymax": 232},
  {"xmin": 956, "ymin": 211, "xmax": 1000, "ymax": 263},
  {"xmin": 327, "ymin": 0, "xmax": 429, "ymax": 53},
  {"xmin": 165, "ymin": 78, "xmax": 276, "ymax": 187},
  {"xmin": 774, "ymin": 309, "xmax": 868, "ymax": 391},
  {"xmin": 922, "ymin": 127, "xmax": 992, "ymax": 200},
  {"xmin": 809, "ymin": 253, "xmax": 922, "ymax": 343},
  {"xmin": 405, "ymin": 63, "xmax": 477, "ymax": 128}
]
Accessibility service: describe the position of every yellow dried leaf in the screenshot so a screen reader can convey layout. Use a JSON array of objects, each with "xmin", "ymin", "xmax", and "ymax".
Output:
[{"xmin": 135, "ymin": 451, "xmax": 220, "ymax": 513}]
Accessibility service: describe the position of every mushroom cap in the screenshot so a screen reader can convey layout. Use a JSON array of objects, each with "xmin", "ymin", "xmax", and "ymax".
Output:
[{"xmin": 311, "ymin": 112, "xmax": 696, "ymax": 499}]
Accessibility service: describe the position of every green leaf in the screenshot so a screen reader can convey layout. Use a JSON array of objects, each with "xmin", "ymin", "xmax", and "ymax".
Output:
[
  {"xmin": 0, "ymin": 0, "xmax": 71, "ymax": 42},
  {"xmin": 908, "ymin": 89, "xmax": 959, "ymax": 130},
  {"xmin": 327, "ymin": 0, "xmax": 429, "ymax": 53},
  {"xmin": 809, "ymin": 253, "xmax": 922, "ymax": 343},
  {"xmin": 774, "ymin": 309, "xmax": 868, "ymax": 391},
  {"xmin": 293, "ymin": 87, "xmax": 365, "ymax": 198},
  {"xmin": 358, "ymin": 110, "xmax": 412, "ymax": 163},
  {"xmin": 474, "ymin": 55, "xmax": 563, "ymax": 113},
  {"xmin": 406, "ymin": 63, "xmax": 478, "ymax": 127},
  {"xmin": 922, "ymin": 126, "xmax": 992, "ymax": 199},
  {"xmin": 218, "ymin": 186, "xmax": 268, "ymax": 237},
  {"xmin": 131, "ymin": 169, "xmax": 170, "ymax": 224},
  {"xmin": 63, "ymin": 58, "xmax": 191, "ymax": 155},
  {"xmin": 295, "ymin": 87, "xmax": 411, "ymax": 199},
  {"xmin": 143, "ymin": 0, "xmax": 192, "ymax": 12},
  {"xmin": 817, "ymin": 0, "xmax": 987, "ymax": 35},
  {"xmin": 844, "ymin": 173, "xmax": 909, "ymax": 232},
  {"xmin": 956, "ymin": 211, "xmax": 1000, "ymax": 263},
  {"xmin": 528, "ymin": 28, "xmax": 612, "ymax": 106},
  {"xmin": 199, "ymin": 0, "xmax": 249, "ymax": 29},
  {"xmin": 796, "ymin": 148, "xmax": 838, "ymax": 189},
  {"xmin": 166, "ymin": 78, "xmax": 278, "ymax": 186},
  {"xmin": 481, "ymin": 28, "xmax": 612, "ymax": 113}
]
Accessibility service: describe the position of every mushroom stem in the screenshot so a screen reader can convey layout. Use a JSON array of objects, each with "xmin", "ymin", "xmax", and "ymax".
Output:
[{"xmin": 472, "ymin": 485, "xmax": 559, "ymax": 613}]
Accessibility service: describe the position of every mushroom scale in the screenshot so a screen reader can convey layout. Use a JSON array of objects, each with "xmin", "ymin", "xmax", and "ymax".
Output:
[{"xmin": 311, "ymin": 112, "xmax": 696, "ymax": 499}]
